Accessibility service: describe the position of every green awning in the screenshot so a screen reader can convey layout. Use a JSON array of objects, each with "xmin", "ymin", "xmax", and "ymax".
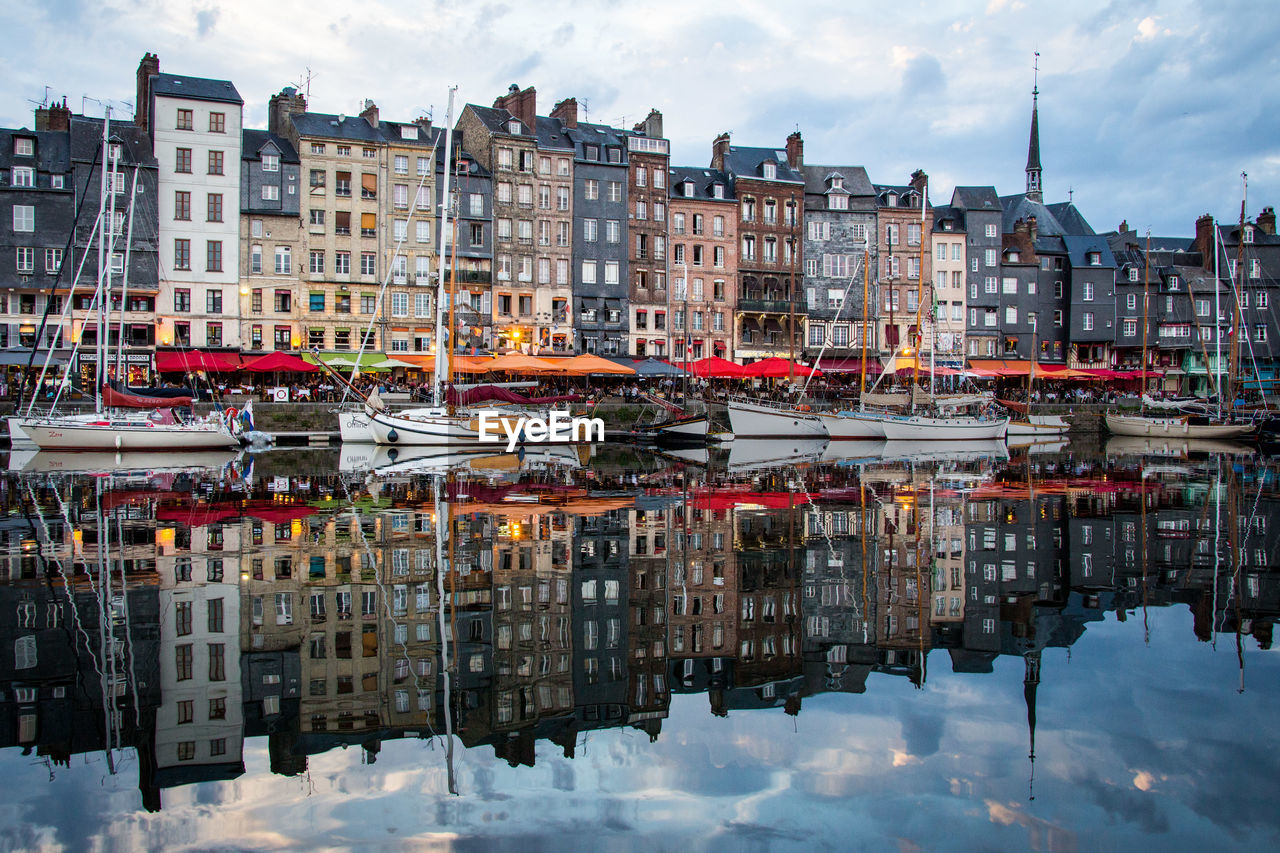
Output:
[{"xmin": 303, "ymin": 351, "xmax": 391, "ymax": 372}]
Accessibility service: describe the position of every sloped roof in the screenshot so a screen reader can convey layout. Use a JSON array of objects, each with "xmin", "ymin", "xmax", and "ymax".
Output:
[
  {"xmin": 723, "ymin": 145, "xmax": 803, "ymax": 183},
  {"xmin": 1062, "ymin": 235, "xmax": 1116, "ymax": 268},
  {"xmin": 933, "ymin": 203, "xmax": 965, "ymax": 231},
  {"xmin": 1000, "ymin": 193, "xmax": 1095, "ymax": 237},
  {"xmin": 241, "ymin": 129, "xmax": 298, "ymax": 163},
  {"xmin": 68, "ymin": 116, "xmax": 156, "ymax": 167},
  {"xmin": 952, "ymin": 185, "xmax": 1000, "ymax": 211},
  {"xmin": 464, "ymin": 103, "xmax": 532, "ymax": 137},
  {"xmin": 801, "ymin": 164, "xmax": 874, "ymax": 197},
  {"xmin": 0, "ymin": 127, "xmax": 70, "ymax": 172},
  {"xmin": 669, "ymin": 165, "xmax": 733, "ymax": 201},
  {"xmin": 150, "ymin": 73, "xmax": 242, "ymax": 105},
  {"xmin": 534, "ymin": 115, "xmax": 575, "ymax": 151}
]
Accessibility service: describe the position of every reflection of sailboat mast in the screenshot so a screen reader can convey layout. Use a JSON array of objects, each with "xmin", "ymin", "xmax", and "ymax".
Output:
[
  {"xmin": 1024, "ymin": 650, "xmax": 1040, "ymax": 801},
  {"xmin": 433, "ymin": 472, "xmax": 458, "ymax": 794}
]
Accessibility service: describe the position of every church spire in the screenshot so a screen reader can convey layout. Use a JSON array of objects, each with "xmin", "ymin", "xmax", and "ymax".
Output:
[
  {"xmin": 1024, "ymin": 650, "xmax": 1041, "ymax": 801},
  {"xmin": 1026, "ymin": 51, "xmax": 1043, "ymax": 202}
]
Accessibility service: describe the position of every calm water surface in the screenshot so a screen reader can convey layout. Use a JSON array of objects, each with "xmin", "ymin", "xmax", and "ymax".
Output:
[{"xmin": 0, "ymin": 440, "xmax": 1276, "ymax": 851}]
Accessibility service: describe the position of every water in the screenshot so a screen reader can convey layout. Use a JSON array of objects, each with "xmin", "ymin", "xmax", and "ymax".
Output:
[{"xmin": 0, "ymin": 441, "xmax": 1276, "ymax": 851}]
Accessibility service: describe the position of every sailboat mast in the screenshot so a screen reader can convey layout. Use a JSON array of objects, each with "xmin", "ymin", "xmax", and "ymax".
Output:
[
  {"xmin": 1213, "ymin": 219, "xmax": 1223, "ymax": 419},
  {"xmin": 911, "ymin": 185, "xmax": 927, "ymax": 398},
  {"xmin": 1027, "ymin": 316, "xmax": 1037, "ymax": 401},
  {"xmin": 432, "ymin": 87, "xmax": 458, "ymax": 408},
  {"xmin": 94, "ymin": 111, "xmax": 113, "ymax": 414},
  {"xmin": 115, "ymin": 168, "xmax": 141, "ymax": 382},
  {"xmin": 1140, "ymin": 231, "xmax": 1150, "ymax": 412},
  {"xmin": 1228, "ymin": 174, "xmax": 1247, "ymax": 416},
  {"xmin": 859, "ymin": 248, "xmax": 869, "ymax": 402}
]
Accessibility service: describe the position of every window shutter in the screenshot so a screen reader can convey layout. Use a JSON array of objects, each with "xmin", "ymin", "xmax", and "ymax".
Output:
[
  {"xmin": 361, "ymin": 212, "xmax": 377, "ymax": 231},
  {"xmin": 361, "ymin": 173, "xmax": 378, "ymax": 193}
]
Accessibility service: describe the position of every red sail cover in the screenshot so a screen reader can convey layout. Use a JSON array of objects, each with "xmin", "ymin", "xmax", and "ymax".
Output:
[
  {"xmin": 445, "ymin": 385, "xmax": 581, "ymax": 406},
  {"xmin": 997, "ymin": 399, "xmax": 1030, "ymax": 415},
  {"xmin": 102, "ymin": 382, "xmax": 193, "ymax": 409}
]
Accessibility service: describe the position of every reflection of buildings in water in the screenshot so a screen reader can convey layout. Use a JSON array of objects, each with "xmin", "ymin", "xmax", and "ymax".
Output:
[{"xmin": 1, "ymin": 459, "xmax": 1278, "ymax": 808}]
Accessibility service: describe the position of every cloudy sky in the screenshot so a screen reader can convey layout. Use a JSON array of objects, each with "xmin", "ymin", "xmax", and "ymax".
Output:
[{"xmin": 2, "ymin": 0, "xmax": 1277, "ymax": 236}]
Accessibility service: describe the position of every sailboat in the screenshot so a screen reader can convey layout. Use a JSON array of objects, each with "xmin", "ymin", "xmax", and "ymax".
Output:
[
  {"xmin": 1004, "ymin": 317, "xmax": 1070, "ymax": 437},
  {"xmin": 1105, "ymin": 221, "xmax": 1254, "ymax": 439},
  {"xmin": 21, "ymin": 111, "xmax": 237, "ymax": 452},
  {"xmin": 814, "ymin": 251, "xmax": 894, "ymax": 439}
]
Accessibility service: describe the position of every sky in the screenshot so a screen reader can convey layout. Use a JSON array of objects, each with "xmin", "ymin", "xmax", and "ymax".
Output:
[{"xmin": 1, "ymin": 0, "xmax": 1277, "ymax": 237}]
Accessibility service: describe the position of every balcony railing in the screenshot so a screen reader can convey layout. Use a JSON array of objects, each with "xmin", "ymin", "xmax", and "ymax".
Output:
[
  {"xmin": 738, "ymin": 298, "xmax": 795, "ymax": 313},
  {"xmin": 446, "ymin": 270, "xmax": 491, "ymax": 285}
]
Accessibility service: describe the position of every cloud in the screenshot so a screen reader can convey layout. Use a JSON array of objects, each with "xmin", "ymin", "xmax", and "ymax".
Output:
[
  {"xmin": 901, "ymin": 53, "xmax": 946, "ymax": 97},
  {"xmin": 196, "ymin": 6, "xmax": 219, "ymax": 38}
]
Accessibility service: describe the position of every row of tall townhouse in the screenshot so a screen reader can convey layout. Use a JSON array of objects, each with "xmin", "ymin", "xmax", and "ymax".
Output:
[{"xmin": 2, "ymin": 54, "xmax": 1278, "ymax": 386}]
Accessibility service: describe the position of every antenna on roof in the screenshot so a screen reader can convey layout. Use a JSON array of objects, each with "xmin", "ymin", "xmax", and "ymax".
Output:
[
  {"xmin": 296, "ymin": 66, "xmax": 316, "ymax": 102},
  {"xmin": 1067, "ymin": 185, "xmax": 1074, "ymax": 202},
  {"xmin": 1033, "ymin": 51, "xmax": 1040, "ymax": 97},
  {"xmin": 25, "ymin": 86, "xmax": 54, "ymax": 110},
  {"xmin": 580, "ymin": 98, "xmax": 590, "ymax": 122}
]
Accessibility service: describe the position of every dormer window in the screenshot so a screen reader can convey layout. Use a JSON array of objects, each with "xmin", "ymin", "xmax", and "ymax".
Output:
[
  {"xmin": 1168, "ymin": 275, "xmax": 1179, "ymax": 290},
  {"xmin": 1087, "ymin": 252, "xmax": 1101, "ymax": 265},
  {"xmin": 1244, "ymin": 226, "xmax": 1254, "ymax": 244},
  {"xmin": 831, "ymin": 175, "xmax": 843, "ymax": 189},
  {"xmin": 942, "ymin": 221, "xmax": 953, "ymax": 231},
  {"xmin": 1129, "ymin": 267, "xmax": 1138, "ymax": 281},
  {"xmin": 508, "ymin": 120, "xmax": 521, "ymax": 135},
  {"xmin": 711, "ymin": 183, "xmax": 724, "ymax": 199},
  {"xmin": 13, "ymin": 137, "xmax": 33, "ymax": 157},
  {"xmin": 763, "ymin": 162, "xmax": 776, "ymax": 180},
  {"xmin": 1007, "ymin": 250, "xmax": 1021, "ymax": 262},
  {"xmin": 585, "ymin": 145, "xmax": 599, "ymax": 161},
  {"xmin": 887, "ymin": 193, "xmax": 898, "ymax": 207},
  {"xmin": 682, "ymin": 181, "xmax": 694, "ymax": 198},
  {"xmin": 262, "ymin": 153, "xmax": 279, "ymax": 172},
  {"xmin": 827, "ymin": 194, "xmax": 848, "ymax": 211}
]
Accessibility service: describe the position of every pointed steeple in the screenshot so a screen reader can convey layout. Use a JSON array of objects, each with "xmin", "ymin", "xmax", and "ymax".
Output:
[
  {"xmin": 1026, "ymin": 52, "xmax": 1043, "ymax": 202},
  {"xmin": 1024, "ymin": 650, "xmax": 1041, "ymax": 801}
]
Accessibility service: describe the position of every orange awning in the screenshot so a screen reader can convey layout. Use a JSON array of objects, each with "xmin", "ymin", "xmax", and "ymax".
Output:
[
  {"xmin": 393, "ymin": 354, "xmax": 496, "ymax": 374},
  {"xmin": 555, "ymin": 354, "xmax": 636, "ymax": 375},
  {"xmin": 488, "ymin": 353, "xmax": 560, "ymax": 373}
]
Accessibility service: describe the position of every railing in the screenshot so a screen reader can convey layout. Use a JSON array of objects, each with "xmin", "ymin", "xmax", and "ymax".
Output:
[
  {"xmin": 738, "ymin": 298, "xmax": 795, "ymax": 313},
  {"xmin": 447, "ymin": 270, "xmax": 491, "ymax": 284}
]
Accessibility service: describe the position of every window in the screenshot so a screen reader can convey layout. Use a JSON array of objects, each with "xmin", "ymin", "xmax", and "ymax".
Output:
[
  {"xmin": 1123, "ymin": 318, "xmax": 1137, "ymax": 337},
  {"xmin": 176, "ymin": 108, "xmax": 193, "ymax": 130},
  {"xmin": 44, "ymin": 248, "xmax": 62, "ymax": 274},
  {"xmin": 13, "ymin": 137, "xmax": 32, "ymax": 157},
  {"xmin": 606, "ymin": 220, "xmax": 620, "ymax": 243},
  {"xmin": 261, "ymin": 184, "xmax": 279, "ymax": 201},
  {"xmin": 207, "ymin": 193, "xmax": 223, "ymax": 222},
  {"xmin": 12, "ymin": 205, "xmax": 33, "ymax": 232},
  {"xmin": 335, "ymin": 251, "xmax": 350, "ymax": 275},
  {"xmin": 1083, "ymin": 281, "xmax": 1094, "ymax": 301},
  {"xmin": 174, "ymin": 190, "xmax": 191, "ymax": 220},
  {"xmin": 208, "ymin": 150, "xmax": 224, "ymax": 175},
  {"xmin": 585, "ymin": 179, "xmax": 599, "ymax": 200},
  {"xmin": 1256, "ymin": 324, "xmax": 1268, "ymax": 342},
  {"xmin": 206, "ymin": 240, "xmax": 222, "ymax": 272},
  {"xmin": 583, "ymin": 219, "xmax": 597, "ymax": 242},
  {"xmin": 175, "ymin": 147, "xmax": 192, "ymax": 173},
  {"xmin": 1083, "ymin": 312, "xmax": 1095, "ymax": 331},
  {"xmin": 361, "ymin": 252, "xmax": 376, "ymax": 276},
  {"xmin": 309, "ymin": 250, "xmax": 324, "ymax": 274},
  {"xmin": 174, "ymin": 288, "xmax": 191, "ymax": 312},
  {"xmin": 175, "ymin": 644, "xmax": 193, "ymax": 681},
  {"xmin": 907, "ymin": 223, "xmax": 921, "ymax": 246},
  {"xmin": 607, "ymin": 181, "xmax": 622, "ymax": 202},
  {"xmin": 208, "ymin": 643, "xmax": 225, "ymax": 681},
  {"xmin": 206, "ymin": 289, "xmax": 223, "ymax": 313}
]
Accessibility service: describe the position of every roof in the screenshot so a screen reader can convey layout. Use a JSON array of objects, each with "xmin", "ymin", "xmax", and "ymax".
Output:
[
  {"xmin": 952, "ymin": 185, "xmax": 1000, "ymax": 212},
  {"xmin": 873, "ymin": 184, "xmax": 927, "ymax": 208},
  {"xmin": 722, "ymin": 145, "xmax": 803, "ymax": 184},
  {"xmin": 933, "ymin": 204, "xmax": 965, "ymax": 232},
  {"xmin": 241, "ymin": 129, "xmax": 298, "ymax": 163},
  {"xmin": 1062, "ymin": 235, "xmax": 1116, "ymax": 268},
  {"xmin": 150, "ymin": 72, "xmax": 242, "ymax": 105},
  {"xmin": 534, "ymin": 115, "xmax": 574, "ymax": 151},
  {"xmin": 800, "ymin": 164, "xmax": 874, "ymax": 197},
  {"xmin": 565, "ymin": 120, "xmax": 628, "ymax": 164},
  {"xmin": 464, "ymin": 103, "xmax": 532, "ymax": 137},
  {"xmin": 668, "ymin": 166, "xmax": 733, "ymax": 201},
  {"xmin": 68, "ymin": 116, "xmax": 157, "ymax": 167},
  {"xmin": 428, "ymin": 127, "xmax": 491, "ymax": 177},
  {"xmin": 999, "ymin": 193, "xmax": 1095, "ymax": 237},
  {"xmin": 290, "ymin": 112, "xmax": 435, "ymax": 147},
  {"xmin": 1026, "ymin": 99, "xmax": 1041, "ymax": 172},
  {"xmin": 0, "ymin": 127, "xmax": 70, "ymax": 173}
]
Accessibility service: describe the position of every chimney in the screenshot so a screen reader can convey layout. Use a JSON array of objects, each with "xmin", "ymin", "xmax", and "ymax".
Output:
[
  {"xmin": 360, "ymin": 99, "xmax": 379, "ymax": 129},
  {"xmin": 711, "ymin": 132, "xmax": 731, "ymax": 172},
  {"xmin": 414, "ymin": 116, "xmax": 432, "ymax": 135},
  {"xmin": 909, "ymin": 169, "xmax": 929, "ymax": 202},
  {"xmin": 493, "ymin": 84, "xmax": 537, "ymax": 132},
  {"xmin": 1119, "ymin": 219, "xmax": 1128, "ymax": 234},
  {"xmin": 1027, "ymin": 214, "xmax": 1038, "ymax": 242},
  {"xmin": 35, "ymin": 97, "xmax": 71, "ymax": 132},
  {"xmin": 268, "ymin": 86, "xmax": 307, "ymax": 138},
  {"xmin": 135, "ymin": 52, "xmax": 160, "ymax": 134},
  {"xmin": 1259, "ymin": 206, "xmax": 1277, "ymax": 236},
  {"xmin": 550, "ymin": 97, "xmax": 578, "ymax": 129},
  {"xmin": 637, "ymin": 108, "xmax": 663, "ymax": 141},
  {"xmin": 785, "ymin": 131, "xmax": 803, "ymax": 169},
  {"xmin": 1193, "ymin": 213, "xmax": 1215, "ymax": 268}
]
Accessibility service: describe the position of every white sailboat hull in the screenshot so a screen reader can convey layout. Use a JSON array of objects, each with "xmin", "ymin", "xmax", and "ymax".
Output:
[
  {"xmin": 1104, "ymin": 413, "xmax": 1254, "ymax": 439},
  {"xmin": 880, "ymin": 415, "xmax": 1010, "ymax": 441},
  {"xmin": 22, "ymin": 417, "xmax": 239, "ymax": 451},
  {"xmin": 655, "ymin": 415, "xmax": 709, "ymax": 439},
  {"xmin": 368, "ymin": 409, "xmax": 484, "ymax": 446},
  {"xmin": 1007, "ymin": 414, "xmax": 1071, "ymax": 436},
  {"xmin": 727, "ymin": 400, "xmax": 828, "ymax": 439},
  {"xmin": 820, "ymin": 410, "xmax": 887, "ymax": 439},
  {"xmin": 338, "ymin": 409, "xmax": 375, "ymax": 443}
]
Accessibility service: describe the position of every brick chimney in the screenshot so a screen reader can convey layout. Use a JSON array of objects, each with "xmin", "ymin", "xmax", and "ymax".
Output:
[
  {"xmin": 35, "ymin": 97, "xmax": 71, "ymax": 132},
  {"xmin": 909, "ymin": 169, "xmax": 929, "ymax": 203},
  {"xmin": 493, "ymin": 84, "xmax": 537, "ymax": 132},
  {"xmin": 268, "ymin": 86, "xmax": 307, "ymax": 138},
  {"xmin": 414, "ymin": 115, "xmax": 432, "ymax": 135},
  {"xmin": 635, "ymin": 108, "xmax": 663, "ymax": 140},
  {"xmin": 711, "ymin": 132, "xmax": 731, "ymax": 171},
  {"xmin": 135, "ymin": 52, "xmax": 160, "ymax": 134},
  {"xmin": 360, "ymin": 99, "xmax": 379, "ymax": 129},
  {"xmin": 1259, "ymin": 206, "xmax": 1277, "ymax": 236},
  {"xmin": 1193, "ymin": 213, "xmax": 1215, "ymax": 268},
  {"xmin": 785, "ymin": 131, "xmax": 803, "ymax": 169},
  {"xmin": 1119, "ymin": 219, "xmax": 1128, "ymax": 234},
  {"xmin": 1027, "ymin": 214, "xmax": 1037, "ymax": 242},
  {"xmin": 550, "ymin": 97, "xmax": 578, "ymax": 129}
]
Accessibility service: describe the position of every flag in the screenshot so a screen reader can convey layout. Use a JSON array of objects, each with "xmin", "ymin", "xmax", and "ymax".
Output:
[{"xmin": 240, "ymin": 399, "xmax": 256, "ymax": 433}]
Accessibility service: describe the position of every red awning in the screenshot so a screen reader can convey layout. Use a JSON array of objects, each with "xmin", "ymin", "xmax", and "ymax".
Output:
[
  {"xmin": 155, "ymin": 350, "xmax": 242, "ymax": 373},
  {"xmin": 242, "ymin": 352, "xmax": 319, "ymax": 373},
  {"xmin": 679, "ymin": 357, "xmax": 747, "ymax": 378},
  {"xmin": 156, "ymin": 504, "xmax": 240, "ymax": 526},
  {"xmin": 742, "ymin": 357, "xmax": 822, "ymax": 378}
]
